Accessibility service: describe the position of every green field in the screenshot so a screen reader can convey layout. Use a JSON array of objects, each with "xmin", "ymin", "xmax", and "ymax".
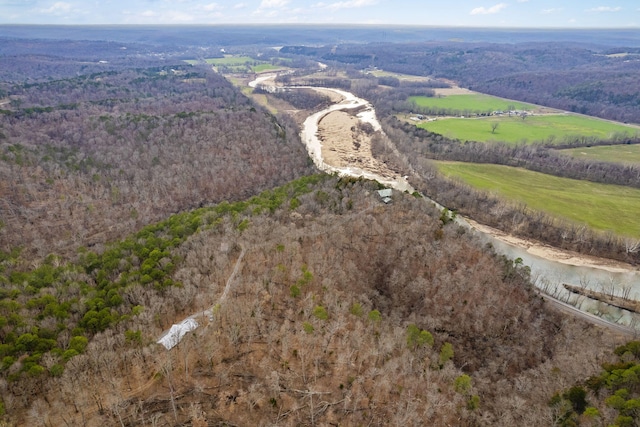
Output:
[
  {"xmin": 369, "ymin": 70, "xmax": 432, "ymax": 82},
  {"xmin": 205, "ymin": 56, "xmax": 256, "ymax": 65},
  {"xmin": 409, "ymin": 94, "xmax": 534, "ymax": 113},
  {"xmin": 560, "ymin": 143, "xmax": 640, "ymax": 165},
  {"xmin": 252, "ymin": 63, "xmax": 284, "ymax": 72},
  {"xmin": 436, "ymin": 161, "xmax": 640, "ymax": 237},
  {"xmin": 184, "ymin": 56, "xmax": 287, "ymax": 72},
  {"xmin": 419, "ymin": 115, "xmax": 636, "ymax": 144}
]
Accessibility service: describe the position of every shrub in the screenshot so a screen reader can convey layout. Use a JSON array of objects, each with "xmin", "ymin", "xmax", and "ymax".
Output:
[
  {"xmin": 290, "ymin": 285, "xmax": 301, "ymax": 298},
  {"xmin": 69, "ymin": 336, "xmax": 88, "ymax": 353},
  {"xmin": 313, "ymin": 305, "xmax": 328, "ymax": 320},
  {"xmin": 468, "ymin": 395, "xmax": 480, "ymax": 410},
  {"xmin": 125, "ymin": 330, "xmax": 142, "ymax": 345},
  {"xmin": 368, "ymin": 309, "xmax": 382, "ymax": 323},
  {"xmin": 439, "ymin": 342, "xmax": 454, "ymax": 366},
  {"xmin": 349, "ymin": 302, "xmax": 363, "ymax": 317},
  {"xmin": 406, "ymin": 324, "xmax": 434, "ymax": 349},
  {"xmin": 49, "ymin": 364, "xmax": 64, "ymax": 377},
  {"xmin": 455, "ymin": 374, "xmax": 472, "ymax": 394}
]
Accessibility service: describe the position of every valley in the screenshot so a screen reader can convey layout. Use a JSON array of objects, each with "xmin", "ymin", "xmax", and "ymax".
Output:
[{"xmin": 2, "ymin": 26, "xmax": 640, "ymax": 426}]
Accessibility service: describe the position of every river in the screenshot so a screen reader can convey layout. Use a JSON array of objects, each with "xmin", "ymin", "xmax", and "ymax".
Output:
[{"xmin": 290, "ymin": 81, "xmax": 640, "ymax": 331}]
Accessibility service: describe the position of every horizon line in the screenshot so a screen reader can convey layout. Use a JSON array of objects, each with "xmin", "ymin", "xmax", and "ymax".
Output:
[{"xmin": 0, "ymin": 23, "xmax": 639, "ymax": 31}]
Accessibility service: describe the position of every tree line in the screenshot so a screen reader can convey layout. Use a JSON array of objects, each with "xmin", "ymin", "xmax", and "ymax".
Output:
[
  {"xmin": 378, "ymin": 117, "xmax": 640, "ymax": 264},
  {"xmin": 387, "ymin": 117, "xmax": 640, "ymax": 189}
]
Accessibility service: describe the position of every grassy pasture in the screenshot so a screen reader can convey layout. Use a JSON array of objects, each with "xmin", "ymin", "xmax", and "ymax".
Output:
[
  {"xmin": 419, "ymin": 115, "xmax": 636, "ymax": 144},
  {"xmin": 409, "ymin": 94, "xmax": 534, "ymax": 113},
  {"xmin": 185, "ymin": 56, "xmax": 287, "ymax": 72},
  {"xmin": 369, "ymin": 70, "xmax": 432, "ymax": 82},
  {"xmin": 252, "ymin": 63, "xmax": 284, "ymax": 72},
  {"xmin": 436, "ymin": 161, "xmax": 640, "ymax": 237},
  {"xmin": 559, "ymin": 143, "xmax": 640, "ymax": 165},
  {"xmin": 205, "ymin": 56, "xmax": 256, "ymax": 65}
]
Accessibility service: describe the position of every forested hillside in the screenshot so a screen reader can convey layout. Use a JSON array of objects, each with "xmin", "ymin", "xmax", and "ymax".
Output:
[
  {"xmin": 0, "ymin": 65, "xmax": 313, "ymax": 259},
  {"xmin": 282, "ymin": 42, "xmax": 640, "ymax": 123},
  {"xmin": 0, "ymin": 29, "xmax": 638, "ymax": 427},
  {"xmin": 0, "ymin": 175, "xmax": 622, "ymax": 425}
]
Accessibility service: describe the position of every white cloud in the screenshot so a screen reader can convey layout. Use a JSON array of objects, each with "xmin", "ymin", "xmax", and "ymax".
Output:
[
  {"xmin": 541, "ymin": 8, "xmax": 562, "ymax": 15},
  {"xmin": 585, "ymin": 6, "xmax": 622, "ymax": 13},
  {"xmin": 253, "ymin": 0, "xmax": 291, "ymax": 19},
  {"xmin": 125, "ymin": 9, "xmax": 199, "ymax": 23},
  {"xmin": 313, "ymin": 0, "xmax": 377, "ymax": 11},
  {"xmin": 259, "ymin": 0, "xmax": 290, "ymax": 8},
  {"xmin": 163, "ymin": 10, "xmax": 195, "ymax": 22},
  {"xmin": 4, "ymin": 0, "xmax": 37, "ymax": 5},
  {"xmin": 39, "ymin": 2, "xmax": 71, "ymax": 15},
  {"xmin": 470, "ymin": 3, "xmax": 507, "ymax": 15},
  {"xmin": 233, "ymin": 2, "xmax": 247, "ymax": 9},
  {"xmin": 198, "ymin": 3, "xmax": 222, "ymax": 12}
]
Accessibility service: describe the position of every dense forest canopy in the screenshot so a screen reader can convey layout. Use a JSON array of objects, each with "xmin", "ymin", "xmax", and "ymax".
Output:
[{"xmin": 0, "ymin": 64, "xmax": 313, "ymax": 260}]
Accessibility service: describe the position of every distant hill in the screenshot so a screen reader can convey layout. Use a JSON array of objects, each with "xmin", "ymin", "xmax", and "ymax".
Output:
[{"xmin": 2, "ymin": 25, "xmax": 640, "ymax": 47}]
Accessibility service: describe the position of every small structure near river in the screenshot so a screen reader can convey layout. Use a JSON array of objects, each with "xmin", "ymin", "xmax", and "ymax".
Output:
[{"xmin": 377, "ymin": 188, "xmax": 393, "ymax": 204}]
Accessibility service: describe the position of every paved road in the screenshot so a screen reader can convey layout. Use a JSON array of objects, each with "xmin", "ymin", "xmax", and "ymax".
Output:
[{"xmin": 540, "ymin": 292, "xmax": 638, "ymax": 337}]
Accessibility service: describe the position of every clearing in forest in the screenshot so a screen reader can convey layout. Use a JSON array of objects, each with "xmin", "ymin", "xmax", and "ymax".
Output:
[
  {"xmin": 559, "ymin": 144, "xmax": 640, "ymax": 165},
  {"xmin": 409, "ymin": 94, "xmax": 534, "ymax": 114},
  {"xmin": 185, "ymin": 55, "xmax": 287, "ymax": 72},
  {"xmin": 368, "ymin": 70, "xmax": 433, "ymax": 82},
  {"xmin": 436, "ymin": 161, "xmax": 640, "ymax": 237},
  {"xmin": 419, "ymin": 114, "xmax": 636, "ymax": 144}
]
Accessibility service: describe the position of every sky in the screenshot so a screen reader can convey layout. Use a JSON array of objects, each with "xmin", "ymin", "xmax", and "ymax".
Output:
[{"xmin": 0, "ymin": 0, "xmax": 638, "ymax": 27}]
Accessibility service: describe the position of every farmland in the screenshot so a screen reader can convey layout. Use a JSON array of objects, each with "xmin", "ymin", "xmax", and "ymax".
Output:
[
  {"xmin": 559, "ymin": 143, "xmax": 640, "ymax": 165},
  {"xmin": 418, "ymin": 114, "xmax": 636, "ymax": 144},
  {"xmin": 185, "ymin": 55, "xmax": 287, "ymax": 72},
  {"xmin": 436, "ymin": 161, "xmax": 640, "ymax": 237},
  {"xmin": 368, "ymin": 69, "xmax": 433, "ymax": 82},
  {"xmin": 409, "ymin": 94, "xmax": 534, "ymax": 114}
]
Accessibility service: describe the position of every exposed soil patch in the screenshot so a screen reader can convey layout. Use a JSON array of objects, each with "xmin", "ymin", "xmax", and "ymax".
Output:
[{"xmin": 317, "ymin": 110, "xmax": 398, "ymax": 179}]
